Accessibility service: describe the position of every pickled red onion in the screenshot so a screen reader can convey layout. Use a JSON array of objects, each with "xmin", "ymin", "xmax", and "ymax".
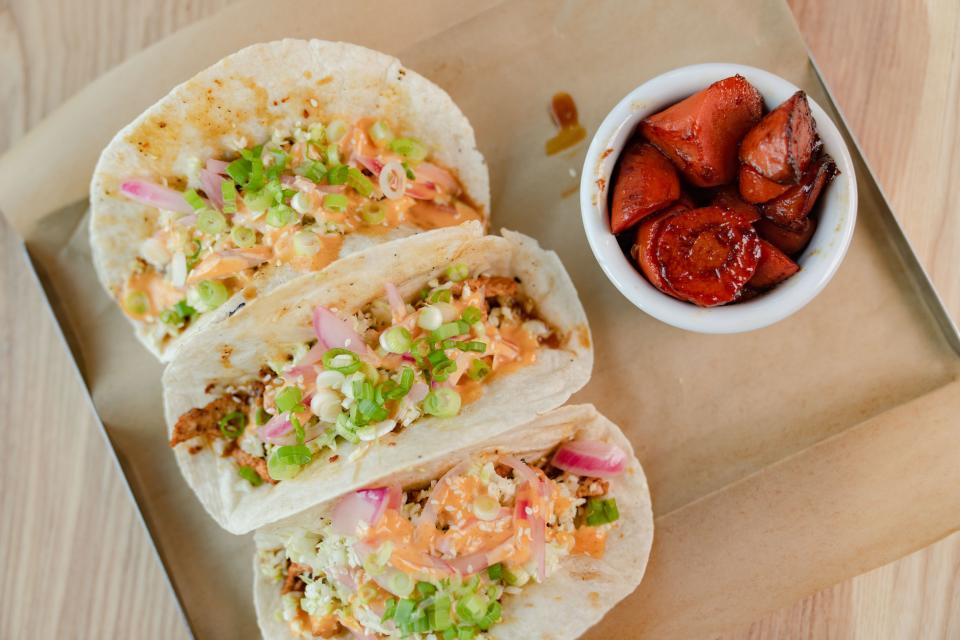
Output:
[
  {"xmin": 259, "ymin": 413, "xmax": 292, "ymax": 443},
  {"xmin": 120, "ymin": 180, "xmax": 193, "ymax": 213},
  {"xmin": 384, "ymin": 282, "xmax": 406, "ymax": 321},
  {"xmin": 551, "ymin": 440, "xmax": 627, "ymax": 478},
  {"xmin": 332, "ymin": 487, "xmax": 391, "ymax": 536},
  {"xmin": 312, "ymin": 306, "xmax": 369, "ymax": 355}
]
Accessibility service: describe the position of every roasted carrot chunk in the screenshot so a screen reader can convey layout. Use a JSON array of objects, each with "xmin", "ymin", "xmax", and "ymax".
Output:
[
  {"xmin": 610, "ymin": 140, "xmax": 681, "ymax": 233},
  {"xmin": 739, "ymin": 164, "xmax": 791, "ymax": 203},
  {"xmin": 640, "ymin": 75, "xmax": 763, "ymax": 187},
  {"xmin": 711, "ymin": 185, "xmax": 760, "ymax": 223},
  {"xmin": 739, "ymin": 91, "xmax": 819, "ymax": 184},
  {"xmin": 755, "ymin": 216, "xmax": 816, "ymax": 256},
  {"xmin": 748, "ymin": 239, "xmax": 800, "ymax": 290},
  {"xmin": 763, "ymin": 154, "xmax": 837, "ymax": 228},
  {"xmin": 630, "ymin": 195, "xmax": 695, "ymax": 298},
  {"xmin": 655, "ymin": 206, "xmax": 761, "ymax": 306}
]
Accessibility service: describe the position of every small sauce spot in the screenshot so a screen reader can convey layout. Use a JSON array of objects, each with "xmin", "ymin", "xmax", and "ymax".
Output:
[{"xmin": 545, "ymin": 92, "xmax": 586, "ymax": 155}]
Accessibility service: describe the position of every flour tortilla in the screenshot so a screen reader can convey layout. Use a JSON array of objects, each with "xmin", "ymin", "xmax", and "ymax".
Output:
[
  {"xmin": 162, "ymin": 224, "xmax": 592, "ymax": 534},
  {"xmin": 253, "ymin": 404, "xmax": 654, "ymax": 640},
  {"xmin": 91, "ymin": 38, "xmax": 490, "ymax": 361}
]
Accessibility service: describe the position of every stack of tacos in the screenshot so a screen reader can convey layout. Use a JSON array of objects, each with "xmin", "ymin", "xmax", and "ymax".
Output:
[{"xmin": 91, "ymin": 39, "xmax": 653, "ymax": 639}]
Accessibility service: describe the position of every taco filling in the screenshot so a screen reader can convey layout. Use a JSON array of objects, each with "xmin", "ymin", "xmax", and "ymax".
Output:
[
  {"xmin": 259, "ymin": 441, "xmax": 627, "ymax": 639},
  {"xmin": 169, "ymin": 264, "xmax": 560, "ymax": 485},
  {"xmin": 117, "ymin": 118, "xmax": 482, "ymax": 343}
]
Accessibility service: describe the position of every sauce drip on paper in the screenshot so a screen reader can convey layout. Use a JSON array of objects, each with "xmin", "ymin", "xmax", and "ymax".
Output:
[{"xmin": 545, "ymin": 92, "xmax": 586, "ymax": 155}]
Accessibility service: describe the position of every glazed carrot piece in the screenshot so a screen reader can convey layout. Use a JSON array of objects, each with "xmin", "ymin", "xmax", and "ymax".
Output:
[
  {"xmin": 711, "ymin": 185, "xmax": 760, "ymax": 223},
  {"xmin": 763, "ymin": 154, "xmax": 837, "ymax": 228},
  {"xmin": 755, "ymin": 216, "xmax": 816, "ymax": 256},
  {"xmin": 748, "ymin": 239, "xmax": 800, "ymax": 290},
  {"xmin": 630, "ymin": 194, "xmax": 695, "ymax": 298},
  {"xmin": 655, "ymin": 206, "xmax": 761, "ymax": 306},
  {"xmin": 610, "ymin": 140, "xmax": 681, "ymax": 233},
  {"xmin": 739, "ymin": 91, "xmax": 819, "ymax": 184},
  {"xmin": 739, "ymin": 164, "xmax": 791, "ymax": 203},
  {"xmin": 640, "ymin": 75, "xmax": 763, "ymax": 187}
]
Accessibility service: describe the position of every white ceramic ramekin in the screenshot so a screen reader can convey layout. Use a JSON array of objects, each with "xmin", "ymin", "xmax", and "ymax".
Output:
[{"xmin": 580, "ymin": 63, "xmax": 857, "ymax": 333}]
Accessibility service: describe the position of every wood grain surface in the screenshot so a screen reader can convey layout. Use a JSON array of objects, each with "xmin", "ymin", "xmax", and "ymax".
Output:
[{"xmin": 1, "ymin": 0, "xmax": 957, "ymax": 638}]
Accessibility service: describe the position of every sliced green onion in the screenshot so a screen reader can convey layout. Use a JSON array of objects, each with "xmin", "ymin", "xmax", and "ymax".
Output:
[
  {"xmin": 276, "ymin": 444, "xmax": 312, "ymax": 466},
  {"xmin": 218, "ymin": 411, "xmax": 246, "ymax": 439},
  {"xmin": 461, "ymin": 306, "xmax": 482, "ymax": 325},
  {"xmin": 323, "ymin": 193, "xmax": 349, "ymax": 213},
  {"xmin": 237, "ymin": 465, "xmax": 263, "ymax": 486},
  {"xmin": 431, "ymin": 594, "xmax": 453, "ymax": 631},
  {"xmin": 221, "ymin": 179, "xmax": 237, "ymax": 213},
  {"xmin": 417, "ymin": 305, "xmax": 443, "ymax": 331},
  {"xmin": 196, "ymin": 280, "xmax": 229, "ymax": 309},
  {"xmin": 428, "ymin": 288, "xmax": 453, "ymax": 303},
  {"xmin": 487, "ymin": 563, "xmax": 503, "ymax": 581},
  {"xmin": 266, "ymin": 203, "xmax": 295, "ymax": 227},
  {"xmin": 308, "ymin": 123, "xmax": 326, "ymax": 144},
  {"xmin": 445, "ymin": 263, "xmax": 470, "ymax": 282},
  {"xmin": 293, "ymin": 230, "xmax": 321, "ymax": 256},
  {"xmin": 431, "ymin": 358, "xmax": 457, "ymax": 382},
  {"xmin": 379, "ymin": 326, "xmax": 413, "ymax": 354},
  {"xmin": 369, "ymin": 120, "xmax": 394, "ymax": 147},
  {"xmin": 382, "ymin": 598, "xmax": 398, "ymax": 622},
  {"xmin": 267, "ymin": 446, "xmax": 305, "ymax": 480},
  {"xmin": 393, "ymin": 599, "xmax": 416, "ymax": 625},
  {"xmin": 326, "ymin": 164, "xmax": 348, "ymax": 185},
  {"xmin": 323, "ymin": 143, "xmax": 341, "ymax": 166},
  {"xmin": 322, "ymin": 348, "xmax": 362, "ymax": 374},
  {"xmin": 255, "ymin": 407, "xmax": 270, "ymax": 426},
  {"xmin": 430, "ymin": 321, "xmax": 469, "ymax": 342},
  {"xmin": 299, "ymin": 160, "xmax": 326, "ymax": 183},
  {"xmin": 417, "ymin": 581, "xmax": 437, "ymax": 597},
  {"xmin": 456, "ymin": 594, "xmax": 487, "ymax": 624},
  {"xmin": 275, "ymin": 387, "xmax": 304, "ymax": 414},
  {"xmin": 347, "ymin": 167, "xmax": 375, "ymax": 198},
  {"xmin": 292, "ymin": 416, "xmax": 305, "ymax": 444},
  {"xmin": 389, "ymin": 137, "xmax": 429, "ymax": 162},
  {"xmin": 476, "ymin": 601, "xmax": 502, "ymax": 631},
  {"xmin": 326, "ymin": 120, "xmax": 348, "ymax": 143},
  {"xmin": 226, "ymin": 158, "xmax": 251, "ymax": 185},
  {"xmin": 184, "ymin": 188, "xmax": 206, "ymax": 211},
  {"xmin": 402, "ymin": 162, "xmax": 416, "ymax": 180},
  {"xmin": 159, "ymin": 308, "xmax": 183, "ymax": 327},
  {"xmin": 359, "ymin": 201, "xmax": 386, "ymax": 224},
  {"xmin": 243, "ymin": 187, "xmax": 275, "ymax": 212},
  {"xmin": 388, "ymin": 571, "xmax": 415, "ymax": 598},
  {"xmin": 458, "ymin": 627, "xmax": 477, "ymax": 640},
  {"xmin": 358, "ymin": 582, "xmax": 379, "ymax": 603},
  {"xmin": 467, "ymin": 359, "xmax": 491, "ymax": 381},
  {"xmin": 124, "ymin": 290, "xmax": 149, "ymax": 315},
  {"xmin": 197, "ymin": 208, "xmax": 228, "ymax": 234},
  {"xmin": 423, "ymin": 388, "xmax": 461, "ymax": 417},
  {"xmin": 458, "ymin": 341, "xmax": 486, "ymax": 353},
  {"xmin": 230, "ymin": 225, "xmax": 256, "ymax": 248}
]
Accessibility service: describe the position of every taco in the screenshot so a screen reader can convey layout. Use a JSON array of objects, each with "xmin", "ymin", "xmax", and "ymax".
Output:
[
  {"xmin": 253, "ymin": 404, "xmax": 653, "ymax": 640},
  {"xmin": 162, "ymin": 224, "xmax": 592, "ymax": 534},
  {"xmin": 91, "ymin": 39, "xmax": 489, "ymax": 361}
]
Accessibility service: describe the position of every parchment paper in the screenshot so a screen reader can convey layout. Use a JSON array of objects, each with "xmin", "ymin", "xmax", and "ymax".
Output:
[{"xmin": 2, "ymin": 1, "xmax": 959, "ymax": 638}]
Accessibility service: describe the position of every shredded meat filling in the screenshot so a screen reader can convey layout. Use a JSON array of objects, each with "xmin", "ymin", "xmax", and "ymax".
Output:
[
  {"xmin": 169, "ymin": 381, "xmax": 263, "ymax": 448},
  {"xmin": 576, "ymin": 477, "xmax": 610, "ymax": 498},
  {"xmin": 281, "ymin": 561, "xmax": 311, "ymax": 594},
  {"xmin": 228, "ymin": 444, "xmax": 276, "ymax": 485},
  {"xmin": 169, "ymin": 395, "xmax": 247, "ymax": 447},
  {"xmin": 454, "ymin": 276, "xmax": 519, "ymax": 298}
]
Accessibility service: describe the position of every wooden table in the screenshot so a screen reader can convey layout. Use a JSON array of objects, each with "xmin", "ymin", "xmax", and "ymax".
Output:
[{"xmin": 1, "ymin": 1, "xmax": 957, "ymax": 637}]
